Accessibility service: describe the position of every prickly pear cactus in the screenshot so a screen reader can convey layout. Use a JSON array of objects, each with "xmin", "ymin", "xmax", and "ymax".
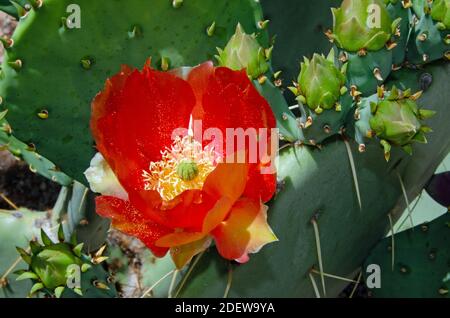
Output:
[
  {"xmin": 0, "ymin": 0, "xmax": 448, "ymax": 299},
  {"xmin": 408, "ymin": 0, "xmax": 450, "ymax": 64},
  {"xmin": 331, "ymin": 0, "xmax": 394, "ymax": 52},
  {"xmin": 217, "ymin": 24, "xmax": 270, "ymax": 80},
  {"xmin": 296, "ymin": 50, "xmax": 347, "ymax": 114},
  {"xmin": 176, "ymin": 62, "xmax": 450, "ymax": 298},
  {"xmin": 260, "ymin": 0, "xmax": 340, "ymax": 89},
  {"xmin": 0, "ymin": 0, "xmax": 28, "ymax": 19},
  {"xmin": 385, "ymin": 0, "xmax": 412, "ymax": 66}
]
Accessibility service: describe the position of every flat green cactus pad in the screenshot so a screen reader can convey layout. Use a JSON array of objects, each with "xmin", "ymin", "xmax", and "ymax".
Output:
[
  {"xmin": 0, "ymin": 115, "xmax": 72, "ymax": 186},
  {"xmin": 364, "ymin": 213, "xmax": 449, "ymax": 298},
  {"xmin": 0, "ymin": 0, "xmax": 267, "ymax": 183}
]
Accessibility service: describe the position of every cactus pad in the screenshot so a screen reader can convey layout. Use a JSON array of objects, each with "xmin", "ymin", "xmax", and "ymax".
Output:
[{"xmin": 363, "ymin": 213, "xmax": 450, "ymax": 298}]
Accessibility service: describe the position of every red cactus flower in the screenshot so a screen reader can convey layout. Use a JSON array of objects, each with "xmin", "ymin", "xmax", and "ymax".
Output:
[{"xmin": 88, "ymin": 60, "xmax": 278, "ymax": 268}]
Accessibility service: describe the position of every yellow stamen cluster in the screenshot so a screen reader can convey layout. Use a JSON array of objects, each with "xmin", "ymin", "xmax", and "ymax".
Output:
[{"xmin": 142, "ymin": 136, "xmax": 218, "ymax": 202}]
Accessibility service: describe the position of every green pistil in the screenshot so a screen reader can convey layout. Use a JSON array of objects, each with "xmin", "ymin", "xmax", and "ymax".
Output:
[{"xmin": 177, "ymin": 161, "xmax": 199, "ymax": 181}]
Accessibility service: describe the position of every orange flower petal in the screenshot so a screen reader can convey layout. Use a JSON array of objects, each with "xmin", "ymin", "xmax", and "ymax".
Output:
[
  {"xmin": 203, "ymin": 160, "xmax": 249, "ymax": 201},
  {"xmin": 155, "ymin": 231, "xmax": 205, "ymax": 248},
  {"xmin": 170, "ymin": 236, "xmax": 212, "ymax": 269},
  {"xmin": 201, "ymin": 160, "xmax": 249, "ymax": 232},
  {"xmin": 96, "ymin": 196, "xmax": 172, "ymax": 257},
  {"xmin": 212, "ymin": 198, "xmax": 278, "ymax": 262},
  {"xmin": 202, "ymin": 196, "xmax": 234, "ymax": 234}
]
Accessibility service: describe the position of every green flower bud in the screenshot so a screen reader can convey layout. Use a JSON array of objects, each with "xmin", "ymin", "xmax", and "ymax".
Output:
[
  {"xmin": 16, "ymin": 227, "xmax": 115, "ymax": 298},
  {"xmin": 431, "ymin": 0, "xmax": 450, "ymax": 29},
  {"xmin": 370, "ymin": 100, "xmax": 421, "ymax": 145},
  {"xmin": 369, "ymin": 87, "xmax": 430, "ymax": 147},
  {"xmin": 331, "ymin": 0, "xmax": 393, "ymax": 52},
  {"xmin": 217, "ymin": 24, "xmax": 270, "ymax": 79},
  {"xmin": 31, "ymin": 243, "xmax": 83, "ymax": 289},
  {"xmin": 297, "ymin": 49, "xmax": 346, "ymax": 112}
]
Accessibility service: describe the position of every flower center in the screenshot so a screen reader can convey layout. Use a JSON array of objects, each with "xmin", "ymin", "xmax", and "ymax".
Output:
[
  {"xmin": 142, "ymin": 136, "xmax": 220, "ymax": 202},
  {"xmin": 176, "ymin": 161, "xmax": 199, "ymax": 181}
]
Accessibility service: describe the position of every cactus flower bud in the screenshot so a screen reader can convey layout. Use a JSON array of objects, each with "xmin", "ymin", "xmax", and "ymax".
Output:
[
  {"xmin": 370, "ymin": 99, "xmax": 421, "ymax": 146},
  {"xmin": 369, "ymin": 86, "xmax": 434, "ymax": 160},
  {"xmin": 331, "ymin": 0, "xmax": 394, "ymax": 52},
  {"xmin": 31, "ymin": 243, "xmax": 83, "ymax": 289},
  {"xmin": 16, "ymin": 228, "xmax": 115, "ymax": 297},
  {"xmin": 217, "ymin": 24, "xmax": 269, "ymax": 79},
  {"xmin": 297, "ymin": 50, "xmax": 347, "ymax": 113}
]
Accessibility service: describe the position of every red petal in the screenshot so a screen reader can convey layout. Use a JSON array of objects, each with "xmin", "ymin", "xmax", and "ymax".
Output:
[
  {"xmin": 96, "ymin": 196, "xmax": 172, "ymax": 257},
  {"xmin": 129, "ymin": 189, "xmax": 216, "ymax": 232},
  {"xmin": 190, "ymin": 66, "xmax": 277, "ymax": 202},
  {"xmin": 91, "ymin": 64, "xmax": 196, "ymax": 193},
  {"xmin": 212, "ymin": 198, "xmax": 278, "ymax": 262},
  {"xmin": 155, "ymin": 232, "xmax": 205, "ymax": 248},
  {"xmin": 243, "ymin": 167, "xmax": 277, "ymax": 203},
  {"xmin": 194, "ymin": 67, "xmax": 276, "ymax": 147},
  {"xmin": 158, "ymin": 190, "xmax": 215, "ymax": 231}
]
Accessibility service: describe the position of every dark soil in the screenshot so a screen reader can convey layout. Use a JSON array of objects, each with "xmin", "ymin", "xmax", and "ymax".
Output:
[{"xmin": 0, "ymin": 160, "xmax": 61, "ymax": 211}]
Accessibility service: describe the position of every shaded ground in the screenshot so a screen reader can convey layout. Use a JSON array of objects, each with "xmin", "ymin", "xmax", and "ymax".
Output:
[{"xmin": 0, "ymin": 151, "xmax": 61, "ymax": 210}]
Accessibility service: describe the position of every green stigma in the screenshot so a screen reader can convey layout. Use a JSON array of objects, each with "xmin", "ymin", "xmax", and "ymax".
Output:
[{"xmin": 177, "ymin": 161, "xmax": 199, "ymax": 181}]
